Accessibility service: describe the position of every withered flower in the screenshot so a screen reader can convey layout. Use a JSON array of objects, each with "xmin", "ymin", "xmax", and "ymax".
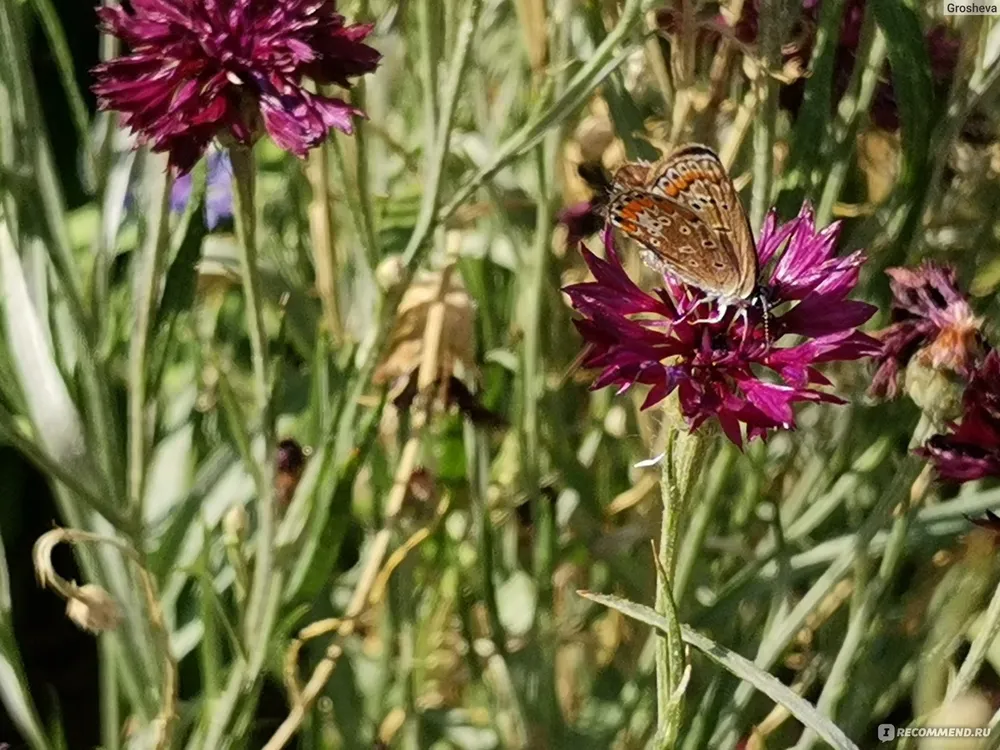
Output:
[
  {"xmin": 66, "ymin": 584, "xmax": 123, "ymax": 634},
  {"xmin": 870, "ymin": 262, "xmax": 984, "ymax": 401}
]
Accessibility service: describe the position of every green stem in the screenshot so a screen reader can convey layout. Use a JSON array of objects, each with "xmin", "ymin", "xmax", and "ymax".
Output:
[
  {"xmin": 947, "ymin": 564, "xmax": 1000, "ymax": 703},
  {"xmin": 654, "ymin": 416, "xmax": 715, "ymax": 748},
  {"xmin": 128, "ymin": 153, "xmax": 173, "ymax": 521},
  {"xmin": 749, "ymin": 0, "xmax": 786, "ymax": 229},
  {"xmin": 816, "ymin": 11, "xmax": 885, "ymax": 226},
  {"xmin": 227, "ymin": 144, "xmax": 277, "ymax": 651},
  {"xmin": 335, "ymin": 0, "xmax": 644, "ymax": 461}
]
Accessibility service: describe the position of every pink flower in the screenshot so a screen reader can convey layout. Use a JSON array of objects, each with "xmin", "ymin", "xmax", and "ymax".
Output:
[
  {"xmin": 564, "ymin": 203, "xmax": 879, "ymax": 448},
  {"xmin": 93, "ymin": 0, "xmax": 381, "ymax": 174},
  {"xmin": 869, "ymin": 262, "xmax": 984, "ymax": 400},
  {"xmin": 918, "ymin": 350, "xmax": 1000, "ymax": 483}
]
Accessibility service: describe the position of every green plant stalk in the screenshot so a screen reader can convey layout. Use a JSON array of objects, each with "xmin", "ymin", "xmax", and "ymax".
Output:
[
  {"xmin": 466, "ymin": 421, "xmax": 507, "ymax": 658},
  {"xmin": 816, "ymin": 14, "xmax": 886, "ymax": 226},
  {"xmin": 418, "ymin": 0, "xmax": 440, "ymax": 154},
  {"xmin": 129, "ymin": 153, "xmax": 173, "ymax": 521},
  {"xmin": 0, "ymin": 1, "xmax": 123, "ymax": 507},
  {"xmin": 0, "ymin": 407, "xmax": 127, "ymax": 529},
  {"xmin": 777, "ymin": 0, "xmax": 845, "ymax": 209},
  {"xmin": 26, "ymin": 0, "xmax": 92, "ymax": 174},
  {"xmin": 227, "ymin": 145, "xmax": 278, "ymax": 652},
  {"xmin": 711, "ymin": 422, "xmax": 932, "ymax": 749},
  {"xmin": 750, "ymin": 73, "xmax": 777, "ymax": 232},
  {"xmin": 749, "ymin": 0, "xmax": 786, "ymax": 229},
  {"xmin": 336, "ymin": 0, "xmax": 645, "ymax": 458},
  {"xmin": 948, "ymin": 571, "xmax": 1000, "ymax": 703},
  {"xmin": 334, "ymin": 0, "xmax": 483, "ymax": 464},
  {"xmin": 581, "ymin": 591, "xmax": 860, "ymax": 750},
  {"xmin": 673, "ymin": 444, "xmax": 733, "ymax": 604},
  {"xmin": 522, "ymin": 139, "xmax": 560, "ymax": 743},
  {"xmin": 654, "ymin": 415, "xmax": 714, "ymax": 748},
  {"xmin": 100, "ymin": 638, "xmax": 120, "ymax": 750},
  {"xmin": 794, "ymin": 419, "xmax": 935, "ymax": 750}
]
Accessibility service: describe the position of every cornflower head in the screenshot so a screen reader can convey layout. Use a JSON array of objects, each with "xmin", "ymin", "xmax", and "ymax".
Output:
[
  {"xmin": 918, "ymin": 350, "xmax": 1000, "ymax": 483},
  {"xmin": 565, "ymin": 203, "xmax": 879, "ymax": 448},
  {"xmin": 92, "ymin": 0, "xmax": 381, "ymax": 173},
  {"xmin": 869, "ymin": 262, "xmax": 985, "ymax": 402}
]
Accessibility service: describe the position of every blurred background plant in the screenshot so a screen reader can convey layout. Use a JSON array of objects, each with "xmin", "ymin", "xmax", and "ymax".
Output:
[{"xmin": 1, "ymin": 0, "xmax": 1000, "ymax": 749}]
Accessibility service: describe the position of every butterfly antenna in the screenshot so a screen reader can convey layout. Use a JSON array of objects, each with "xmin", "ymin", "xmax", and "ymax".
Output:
[{"xmin": 760, "ymin": 293, "xmax": 771, "ymax": 348}]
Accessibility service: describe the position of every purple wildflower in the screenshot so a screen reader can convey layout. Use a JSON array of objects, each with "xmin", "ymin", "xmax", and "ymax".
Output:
[
  {"xmin": 917, "ymin": 351, "xmax": 1000, "ymax": 483},
  {"xmin": 92, "ymin": 0, "xmax": 381, "ymax": 174},
  {"xmin": 564, "ymin": 203, "xmax": 879, "ymax": 448},
  {"xmin": 170, "ymin": 149, "xmax": 233, "ymax": 229},
  {"xmin": 869, "ymin": 262, "xmax": 984, "ymax": 400}
]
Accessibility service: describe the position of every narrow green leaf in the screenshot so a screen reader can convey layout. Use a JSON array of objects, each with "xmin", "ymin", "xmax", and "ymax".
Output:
[
  {"xmin": 578, "ymin": 590, "xmax": 860, "ymax": 750},
  {"xmin": 284, "ymin": 396, "xmax": 384, "ymax": 604},
  {"xmin": 869, "ymin": 0, "xmax": 933, "ymax": 190},
  {"xmin": 26, "ymin": 0, "xmax": 92, "ymax": 177},
  {"xmin": 0, "ymin": 221, "xmax": 92, "ymax": 484}
]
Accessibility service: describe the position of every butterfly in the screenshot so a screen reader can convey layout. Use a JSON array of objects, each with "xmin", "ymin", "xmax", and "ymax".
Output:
[{"xmin": 597, "ymin": 144, "xmax": 769, "ymax": 330}]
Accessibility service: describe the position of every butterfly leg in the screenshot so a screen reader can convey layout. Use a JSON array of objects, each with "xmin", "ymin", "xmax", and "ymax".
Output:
[{"xmin": 690, "ymin": 300, "xmax": 729, "ymax": 326}]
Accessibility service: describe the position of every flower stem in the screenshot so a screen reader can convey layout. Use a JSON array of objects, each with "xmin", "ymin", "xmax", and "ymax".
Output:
[
  {"xmin": 654, "ymin": 414, "xmax": 715, "ymax": 747},
  {"xmin": 227, "ymin": 144, "xmax": 277, "ymax": 653},
  {"xmin": 816, "ymin": 10, "xmax": 885, "ymax": 226},
  {"xmin": 129, "ymin": 152, "xmax": 173, "ymax": 523}
]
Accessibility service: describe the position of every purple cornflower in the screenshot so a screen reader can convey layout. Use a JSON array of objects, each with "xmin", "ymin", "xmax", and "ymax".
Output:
[
  {"xmin": 170, "ymin": 148, "xmax": 233, "ymax": 229},
  {"xmin": 92, "ymin": 0, "xmax": 381, "ymax": 174},
  {"xmin": 918, "ymin": 351, "xmax": 1000, "ymax": 483},
  {"xmin": 564, "ymin": 203, "xmax": 879, "ymax": 448},
  {"xmin": 869, "ymin": 262, "xmax": 984, "ymax": 400}
]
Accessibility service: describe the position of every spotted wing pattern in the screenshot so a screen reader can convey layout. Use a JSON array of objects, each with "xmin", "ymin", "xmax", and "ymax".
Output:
[
  {"xmin": 611, "ymin": 161, "xmax": 653, "ymax": 191},
  {"xmin": 605, "ymin": 188, "xmax": 746, "ymax": 294},
  {"xmin": 645, "ymin": 144, "xmax": 758, "ymax": 300}
]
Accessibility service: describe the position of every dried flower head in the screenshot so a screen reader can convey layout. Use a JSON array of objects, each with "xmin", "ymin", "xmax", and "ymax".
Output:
[
  {"xmin": 870, "ymin": 262, "xmax": 984, "ymax": 401},
  {"xmin": 565, "ymin": 203, "xmax": 879, "ymax": 447},
  {"xmin": 66, "ymin": 584, "xmax": 123, "ymax": 634},
  {"xmin": 92, "ymin": 0, "xmax": 381, "ymax": 173},
  {"xmin": 375, "ymin": 268, "xmax": 475, "ymax": 385},
  {"xmin": 918, "ymin": 350, "xmax": 1000, "ymax": 483}
]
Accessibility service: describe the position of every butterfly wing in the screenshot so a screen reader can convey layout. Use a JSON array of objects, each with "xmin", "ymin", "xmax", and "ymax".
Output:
[
  {"xmin": 611, "ymin": 161, "xmax": 654, "ymax": 191},
  {"xmin": 606, "ymin": 189, "xmax": 750, "ymax": 294},
  {"xmin": 646, "ymin": 144, "xmax": 757, "ymax": 300}
]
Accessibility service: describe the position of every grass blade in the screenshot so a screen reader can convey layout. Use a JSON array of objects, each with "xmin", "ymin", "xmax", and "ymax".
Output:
[{"xmin": 579, "ymin": 590, "xmax": 860, "ymax": 750}]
